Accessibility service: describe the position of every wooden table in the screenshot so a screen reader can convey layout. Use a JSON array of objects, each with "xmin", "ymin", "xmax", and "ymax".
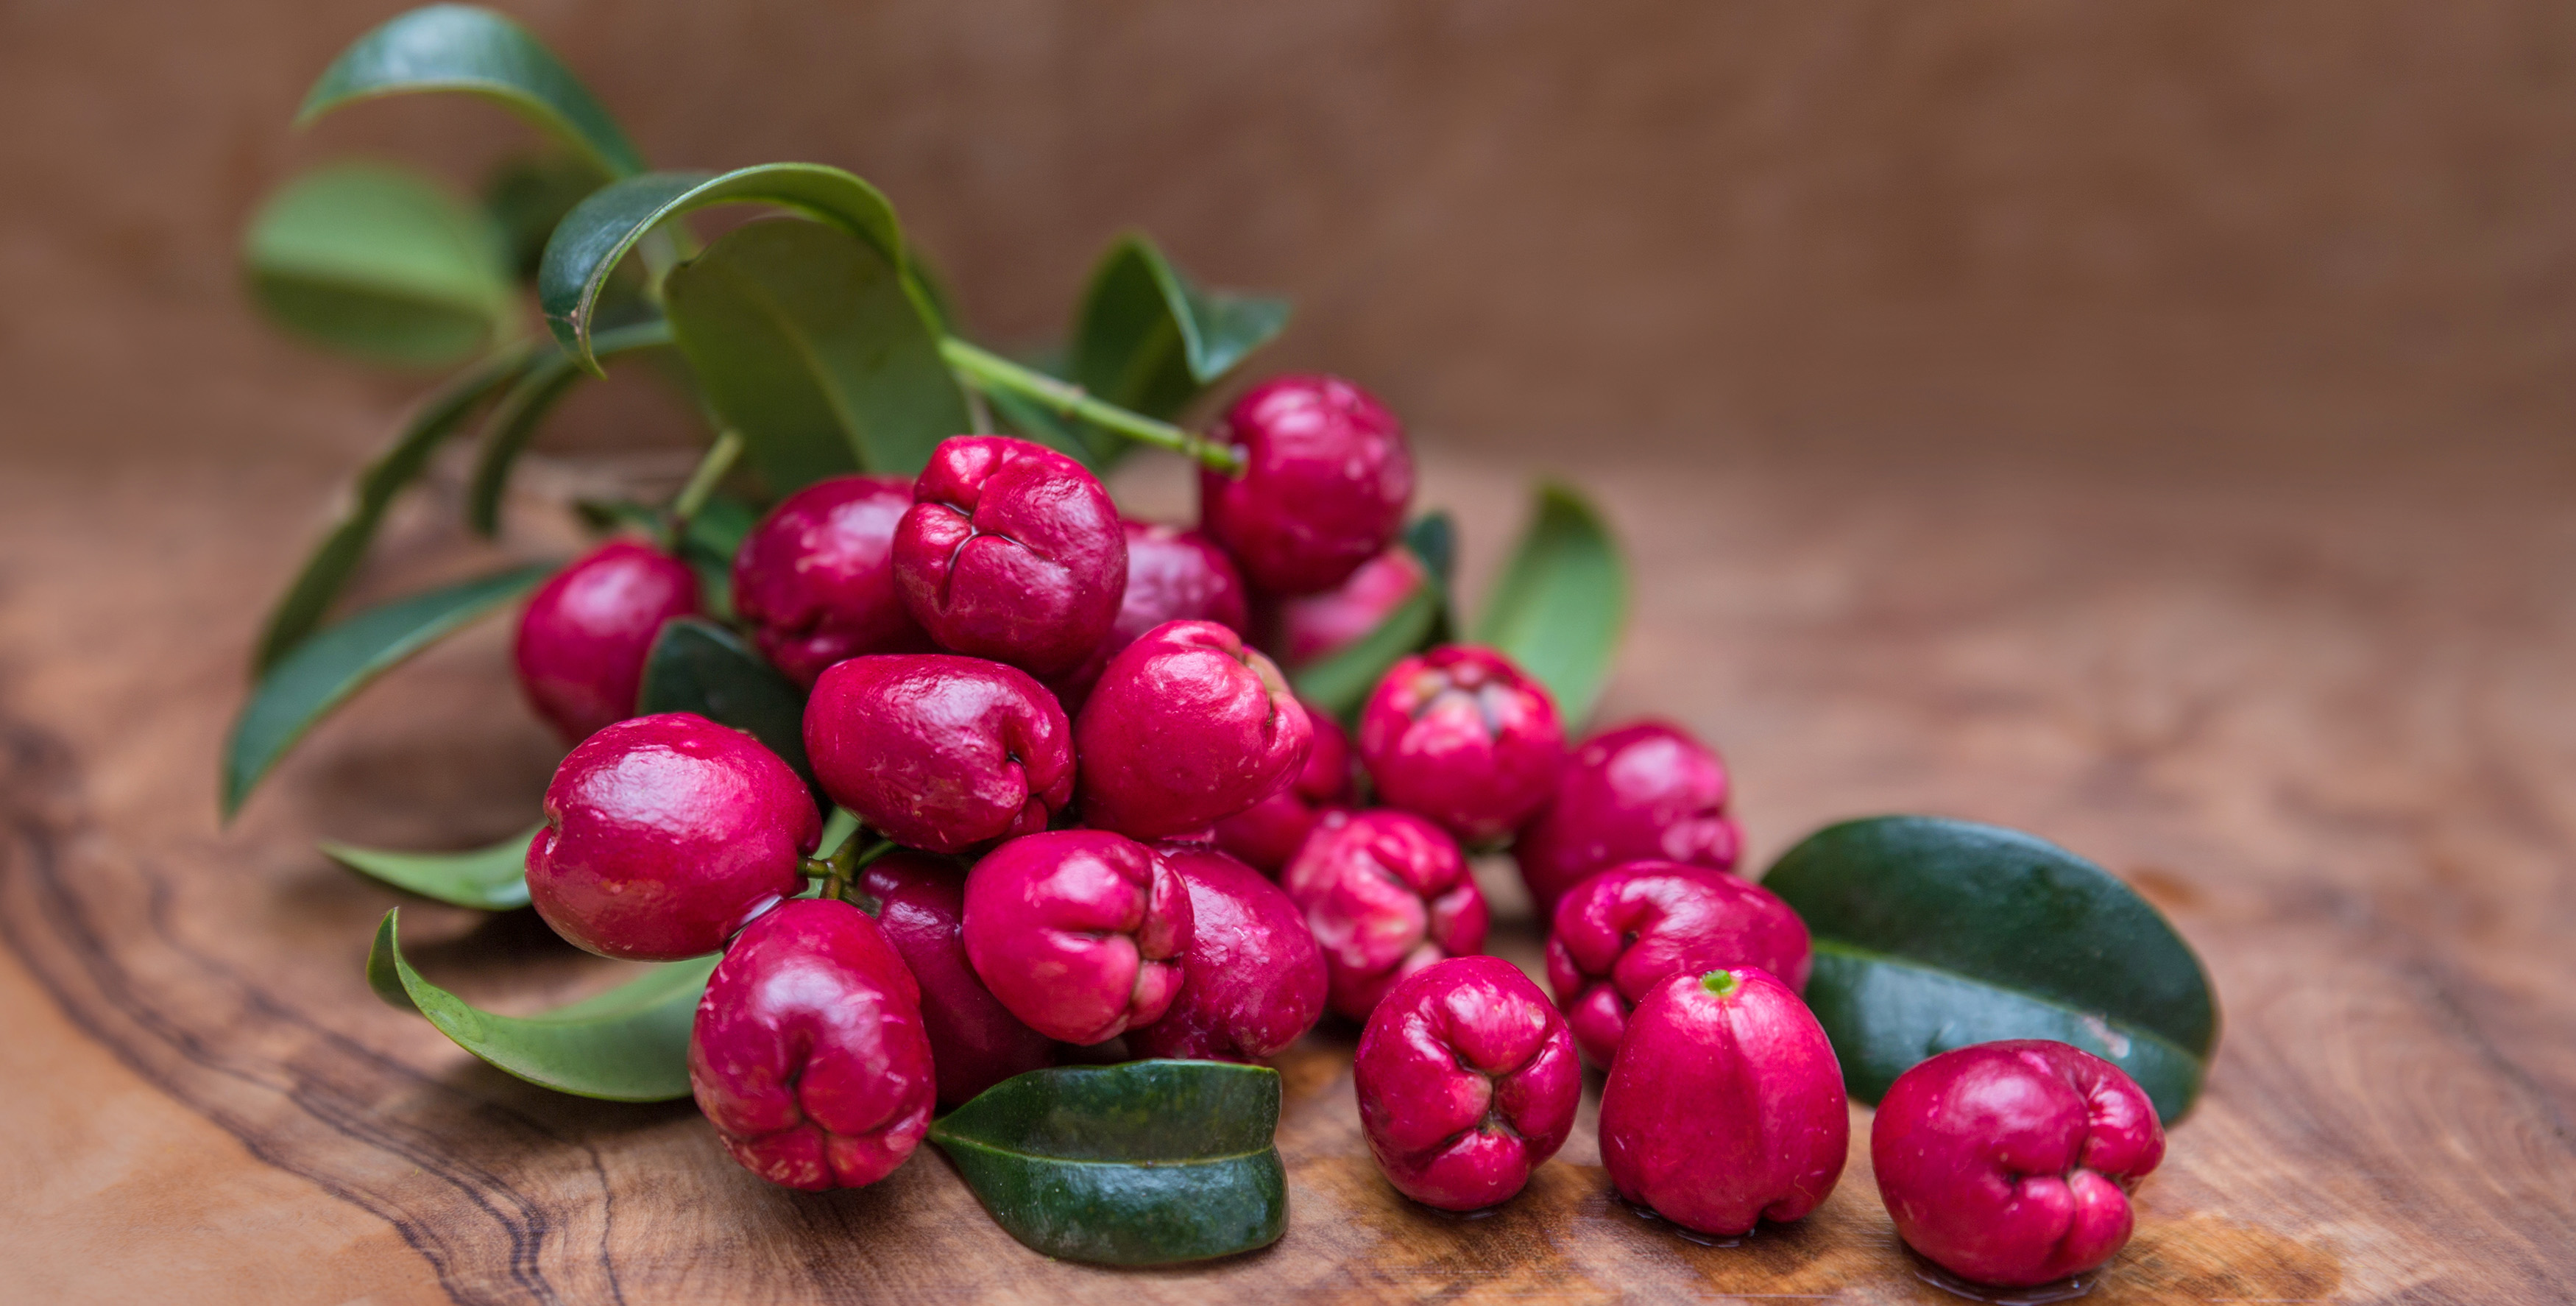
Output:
[{"xmin": 5, "ymin": 392, "xmax": 2572, "ymax": 1305}]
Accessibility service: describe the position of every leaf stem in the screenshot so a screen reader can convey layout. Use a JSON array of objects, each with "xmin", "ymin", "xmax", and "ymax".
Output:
[
  {"xmin": 938, "ymin": 337, "xmax": 1243, "ymax": 476},
  {"xmin": 670, "ymin": 430, "xmax": 744, "ymax": 528}
]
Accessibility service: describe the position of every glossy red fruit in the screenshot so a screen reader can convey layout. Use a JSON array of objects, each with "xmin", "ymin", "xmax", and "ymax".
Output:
[
  {"xmin": 688, "ymin": 897, "xmax": 935, "ymax": 1190},
  {"xmin": 1598, "ymin": 968, "xmax": 1848, "ymax": 1237},
  {"xmin": 1210, "ymin": 705, "xmax": 1355, "ymax": 873},
  {"xmin": 732, "ymin": 473, "xmax": 933, "ymax": 688},
  {"xmin": 893, "ymin": 435, "xmax": 1125, "ymax": 677},
  {"xmin": 1358, "ymin": 646, "xmax": 1567, "ymax": 843},
  {"xmin": 1200, "ymin": 375, "xmax": 1414, "ymax": 596},
  {"xmin": 1874, "ymin": 1041, "xmax": 2166, "ymax": 1288},
  {"xmin": 960, "ymin": 830, "xmax": 1192, "ymax": 1045},
  {"xmin": 804, "ymin": 654, "xmax": 1075, "ymax": 855},
  {"xmin": 1128, "ymin": 846, "xmax": 1328, "ymax": 1062},
  {"xmin": 1263, "ymin": 546, "xmax": 1429, "ymax": 666},
  {"xmin": 1515, "ymin": 720, "xmax": 1741, "ymax": 916},
  {"xmin": 527, "ymin": 712, "xmax": 817, "ymax": 961},
  {"xmin": 1545, "ymin": 861, "xmax": 1811, "ymax": 1069},
  {"xmin": 513, "ymin": 540, "xmax": 701, "ymax": 744},
  {"xmin": 1354, "ymin": 956, "xmax": 1579, "ymax": 1211},
  {"xmin": 859, "ymin": 853, "xmax": 1059, "ymax": 1106},
  {"xmin": 1282, "ymin": 809, "xmax": 1488, "ymax": 1020},
  {"xmin": 1052, "ymin": 520, "xmax": 1251, "ymax": 709},
  {"xmin": 1074, "ymin": 620, "xmax": 1312, "ymax": 841}
]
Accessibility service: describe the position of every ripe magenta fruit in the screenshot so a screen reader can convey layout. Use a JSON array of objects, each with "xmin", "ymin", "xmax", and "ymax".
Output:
[
  {"xmin": 1515, "ymin": 720, "xmax": 1741, "ymax": 916},
  {"xmin": 1210, "ymin": 704, "xmax": 1355, "ymax": 873},
  {"xmin": 1262, "ymin": 546, "xmax": 1429, "ymax": 666},
  {"xmin": 512, "ymin": 539, "xmax": 700, "ymax": 744},
  {"xmin": 893, "ymin": 435, "xmax": 1125, "ymax": 677},
  {"xmin": 1074, "ymin": 620, "xmax": 1312, "ymax": 841},
  {"xmin": 1873, "ymin": 1040, "xmax": 2166, "ymax": 1288},
  {"xmin": 688, "ymin": 897, "xmax": 935, "ymax": 1190},
  {"xmin": 1598, "ymin": 967, "xmax": 1848, "ymax": 1237},
  {"xmin": 1281, "ymin": 808, "xmax": 1487, "ymax": 1020},
  {"xmin": 859, "ymin": 853, "xmax": 1058, "ymax": 1106},
  {"xmin": 1199, "ymin": 375, "xmax": 1414, "ymax": 596},
  {"xmin": 1127, "ymin": 845, "xmax": 1328, "ymax": 1062},
  {"xmin": 960, "ymin": 830, "xmax": 1192, "ymax": 1045},
  {"xmin": 804, "ymin": 653, "xmax": 1074, "ymax": 855},
  {"xmin": 1052, "ymin": 520, "xmax": 1251, "ymax": 709},
  {"xmin": 526, "ymin": 712, "xmax": 816, "ymax": 961},
  {"xmin": 1545, "ymin": 861, "xmax": 1811, "ymax": 1069},
  {"xmin": 731, "ymin": 473, "xmax": 932, "ymax": 688},
  {"xmin": 1358, "ymin": 645, "xmax": 1567, "ymax": 842},
  {"xmin": 1353, "ymin": 956, "xmax": 1579, "ymax": 1211}
]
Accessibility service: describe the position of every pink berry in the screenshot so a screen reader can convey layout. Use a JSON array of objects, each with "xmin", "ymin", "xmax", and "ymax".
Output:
[
  {"xmin": 859, "ymin": 853, "xmax": 1059, "ymax": 1107},
  {"xmin": 893, "ymin": 435, "xmax": 1125, "ymax": 677},
  {"xmin": 1598, "ymin": 967, "xmax": 1848, "ymax": 1237},
  {"xmin": 1052, "ymin": 520, "xmax": 1252, "ymax": 710},
  {"xmin": 731, "ymin": 474, "xmax": 934, "ymax": 688},
  {"xmin": 1516, "ymin": 720, "xmax": 1741, "ymax": 916},
  {"xmin": 804, "ymin": 654, "xmax": 1075, "ymax": 855},
  {"xmin": 1074, "ymin": 620, "xmax": 1312, "ymax": 841},
  {"xmin": 960, "ymin": 830, "xmax": 1192, "ymax": 1045},
  {"xmin": 1211, "ymin": 705, "xmax": 1355, "ymax": 873},
  {"xmin": 1262, "ymin": 546, "xmax": 1430, "ymax": 666},
  {"xmin": 1873, "ymin": 1041, "xmax": 2165, "ymax": 1288},
  {"xmin": 1128, "ymin": 846, "xmax": 1328, "ymax": 1062},
  {"xmin": 526, "ymin": 713, "xmax": 817, "ymax": 961},
  {"xmin": 1353, "ymin": 956, "xmax": 1579, "ymax": 1211},
  {"xmin": 688, "ymin": 898, "xmax": 935, "ymax": 1190},
  {"xmin": 1199, "ymin": 375, "xmax": 1414, "ymax": 596},
  {"xmin": 1282, "ymin": 809, "xmax": 1487, "ymax": 1020},
  {"xmin": 1358, "ymin": 646, "xmax": 1567, "ymax": 842},
  {"xmin": 512, "ymin": 540, "xmax": 700, "ymax": 744},
  {"xmin": 1545, "ymin": 861, "xmax": 1811, "ymax": 1069}
]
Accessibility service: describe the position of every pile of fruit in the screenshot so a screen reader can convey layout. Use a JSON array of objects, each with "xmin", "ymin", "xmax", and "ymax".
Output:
[{"xmin": 224, "ymin": 7, "xmax": 2219, "ymax": 1292}]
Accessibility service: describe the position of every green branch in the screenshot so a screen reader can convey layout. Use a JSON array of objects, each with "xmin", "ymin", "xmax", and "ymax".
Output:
[{"xmin": 939, "ymin": 337, "xmax": 1242, "ymax": 476}]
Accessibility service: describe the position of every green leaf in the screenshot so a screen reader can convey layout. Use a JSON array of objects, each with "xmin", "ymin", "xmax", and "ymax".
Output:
[
  {"xmin": 322, "ymin": 826, "xmax": 537, "ymax": 910},
  {"xmin": 635, "ymin": 618, "xmax": 813, "ymax": 785},
  {"xmin": 538, "ymin": 164, "xmax": 906, "ymax": 373},
  {"xmin": 464, "ymin": 319, "xmax": 677, "ymax": 536},
  {"xmin": 484, "ymin": 151, "xmax": 610, "ymax": 281},
  {"xmin": 663, "ymin": 219, "xmax": 969, "ymax": 487},
  {"xmin": 367, "ymin": 908, "xmax": 711, "ymax": 1101},
  {"xmin": 244, "ymin": 161, "xmax": 517, "ymax": 368},
  {"xmin": 1761, "ymin": 816, "xmax": 2221, "ymax": 1123},
  {"xmin": 1288, "ymin": 585, "xmax": 1443, "ymax": 724},
  {"xmin": 1468, "ymin": 482, "xmax": 1627, "ymax": 727},
  {"xmin": 297, "ymin": 4, "xmax": 645, "ymax": 179},
  {"xmin": 1404, "ymin": 511, "xmax": 1457, "ymax": 593},
  {"xmin": 983, "ymin": 384, "xmax": 1099, "ymax": 467},
  {"xmin": 252, "ymin": 344, "xmax": 537, "ymax": 674},
  {"xmin": 928, "ymin": 1060, "xmax": 1287, "ymax": 1266},
  {"xmin": 223, "ymin": 564, "xmax": 549, "ymax": 819},
  {"xmin": 1071, "ymin": 234, "xmax": 1289, "ymax": 428}
]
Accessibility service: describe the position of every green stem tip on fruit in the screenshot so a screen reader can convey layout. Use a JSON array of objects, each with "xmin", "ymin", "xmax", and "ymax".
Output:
[
  {"xmin": 938, "ymin": 336, "xmax": 1245, "ymax": 476},
  {"xmin": 1700, "ymin": 970, "xmax": 1741, "ymax": 998}
]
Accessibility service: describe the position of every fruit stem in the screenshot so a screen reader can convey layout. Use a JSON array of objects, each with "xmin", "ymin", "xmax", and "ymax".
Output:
[
  {"xmin": 937, "ymin": 337, "xmax": 1245, "ymax": 476},
  {"xmin": 810, "ymin": 833, "xmax": 899, "ymax": 906},
  {"xmin": 670, "ymin": 430, "xmax": 743, "ymax": 529}
]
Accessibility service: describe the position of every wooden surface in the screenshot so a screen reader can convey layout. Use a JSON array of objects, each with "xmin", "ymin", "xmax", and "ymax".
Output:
[{"xmin": 4, "ymin": 429, "xmax": 2575, "ymax": 1305}]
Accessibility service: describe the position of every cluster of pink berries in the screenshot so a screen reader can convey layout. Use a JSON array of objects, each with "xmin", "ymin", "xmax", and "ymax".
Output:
[{"xmin": 505, "ymin": 373, "xmax": 2162, "ymax": 1288}]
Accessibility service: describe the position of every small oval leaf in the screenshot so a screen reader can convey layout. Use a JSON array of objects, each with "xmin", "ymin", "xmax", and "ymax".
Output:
[
  {"xmin": 367, "ymin": 908, "xmax": 710, "ymax": 1101},
  {"xmin": 635, "ymin": 618, "xmax": 813, "ymax": 786},
  {"xmin": 297, "ymin": 4, "xmax": 645, "ymax": 179},
  {"xmin": 1068, "ymin": 234, "xmax": 1289, "ymax": 460},
  {"xmin": 1287, "ymin": 582, "xmax": 1442, "ymax": 724},
  {"xmin": 1469, "ymin": 482, "xmax": 1628, "ymax": 727},
  {"xmin": 224, "ymin": 564, "xmax": 551, "ymax": 819},
  {"xmin": 323, "ymin": 826, "xmax": 537, "ymax": 910},
  {"xmin": 464, "ymin": 320, "xmax": 677, "ymax": 536},
  {"xmin": 539, "ymin": 164, "xmax": 905, "ymax": 372},
  {"xmin": 244, "ymin": 161, "xmax": 517, "ymax": 368},
  {"xmin": 662, "ymin": 219, "xmax": 969, "ymax": 486},
  {"xmin": 927, "ymin": 1060, "xmax": 1287, "ymax": 1266},
  {"xmin": 1761, "ymin": 815, "xmax": 2221, "ymax": 1122}
]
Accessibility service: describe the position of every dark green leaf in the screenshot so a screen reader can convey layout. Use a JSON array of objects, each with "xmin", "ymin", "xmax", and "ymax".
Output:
[
  {"xmin": 297, "ymin": 4, "xmax": 645, "ymax": 178},
  {"xmin": 663, "ymin": 219, "xmax": 969, "ymax": 487},
  {"xmin": 1762, "ymin": 815, "xmax": 2221, "ymax": 1122},
  {"xmin": 928, "ymin": 1060, "xmax": 1287, "ymax": 1266},
  {"xmin": 367, "ymin": 908, "xmax": 711, "ymax": 1101},
  {"xmin": 322, "ymin": 826, "xmax": 537, "ymax": 910},
  {"xmin": 538, "ymin": 164, "xmax": 906, "ymax": 373},
  {"xmin": 1468, "ymin": 482, "xmax": 1627, "ymax": 727},
  {"xmin": 1288, "ymin": 585, "xmax": 1442, "ymax": 724},
  {"xmin": 635, "ymin": 618, "xmax": 813, "ymax": 785},
  {"xmin": 244, "ymin": 162, "xmax": 517, "ymax": 368},
  {"xmin": 484, "ymin": 151, "xmax": 610, "ymax": 280},
  {"xmin": 223, "ymin": 565, "xmax": 549, "ymax": 819},
  {"xmin": 253, "ymin": 344, "xmax": 537, "ymax": 673},
  {"xmin": 1404, "ymin": 512, "xmax": 1457, "ymax": 593},
  {"xmin": 464, "ymin": 319, "xmax": 677, "ymax": 536},
  {"xmin": 1072, "ymin": 234, "xmax": 1289, "ymax": 426},
  {"xmin": 984, "ymin": 384, "xmax": 1100, "ymax": 467}
]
